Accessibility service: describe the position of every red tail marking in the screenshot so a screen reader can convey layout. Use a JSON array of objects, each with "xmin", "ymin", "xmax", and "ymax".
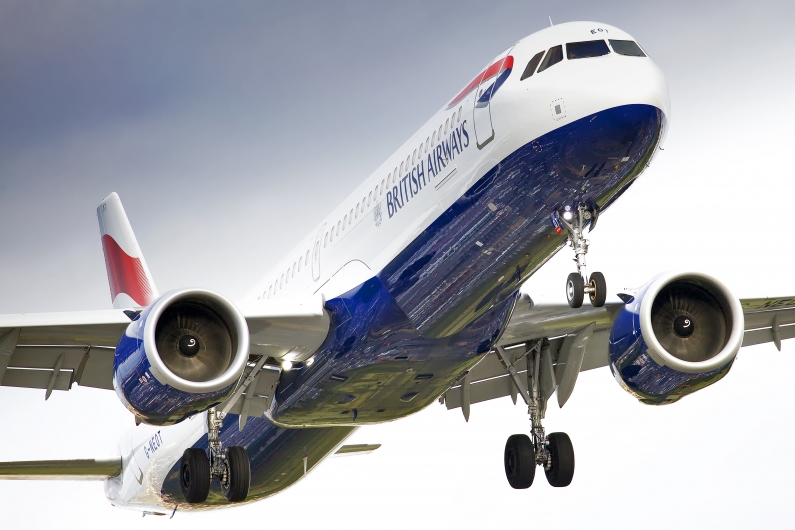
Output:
[{"xmin": 101, "ymin": 234, "xmax": 153, "ymax": 307}]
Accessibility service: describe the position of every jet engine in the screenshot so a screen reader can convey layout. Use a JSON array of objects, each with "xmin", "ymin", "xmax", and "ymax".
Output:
[
  {"xmin": 114, "ymin": 289, "xmax": 249, "ymax": 425},
  {"xmin": 609, "ymin": 272, "xmax": 744, "ymax": 405}
]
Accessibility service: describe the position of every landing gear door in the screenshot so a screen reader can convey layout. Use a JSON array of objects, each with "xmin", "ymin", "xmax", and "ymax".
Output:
[{"xmin": 473, "ymin": 46, "xmax": 514, "ymax": 149}]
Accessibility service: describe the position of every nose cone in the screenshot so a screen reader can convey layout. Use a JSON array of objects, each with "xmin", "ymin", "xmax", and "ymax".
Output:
[{"xmin": 502, "ymin": 23, "xmax": 671, "ymax": 143}]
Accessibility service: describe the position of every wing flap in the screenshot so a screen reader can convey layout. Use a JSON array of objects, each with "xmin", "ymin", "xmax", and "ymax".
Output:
[{"xmin": 2, "ymin": 368, "xmax": 72, "ymax": 392}]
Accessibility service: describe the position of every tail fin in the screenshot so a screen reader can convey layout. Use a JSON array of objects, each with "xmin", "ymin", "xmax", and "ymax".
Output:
[{"xmin": 97, "ymin": 193, "xmax": 158, "ymax": 308}]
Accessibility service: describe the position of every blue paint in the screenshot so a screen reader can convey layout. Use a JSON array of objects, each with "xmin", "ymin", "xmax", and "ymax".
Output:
[
  {"xmin": 608, "ymin": 281, "xmax": 733, "ymax": 405},
  {"xmin": 381, "ymin": 104, "xmax": 664, "ymax": 338},
  {"xmin": 114, "ymin": 302, "xmax": 234, "ymax": 426},
  {"xmin": 155, "ymin": 103, "xmax": 666, "ymax": 505},
  {"xmin": 269, "ymin": 276, "xmax": 516, "ymax": 426}
]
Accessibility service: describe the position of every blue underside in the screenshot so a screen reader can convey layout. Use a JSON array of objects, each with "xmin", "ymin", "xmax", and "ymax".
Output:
[{"xmin": 159, "ymin": 103, "xmax": 665, "ymax": 505}]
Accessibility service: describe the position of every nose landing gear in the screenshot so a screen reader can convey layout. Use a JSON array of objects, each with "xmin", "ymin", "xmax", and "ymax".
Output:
[
  {"xmin": 557, "ymin": 203, "xmax": 606, "ymax": 308},
  {"xmin": 179, "ymin": 407, "xmax": 251, "ymax": 504}
]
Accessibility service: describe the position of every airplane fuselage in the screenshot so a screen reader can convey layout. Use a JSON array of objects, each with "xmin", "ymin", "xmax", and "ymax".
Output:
[{"xmin": 104, "ymin": 21, "xmax": 670, "ymax": 512}]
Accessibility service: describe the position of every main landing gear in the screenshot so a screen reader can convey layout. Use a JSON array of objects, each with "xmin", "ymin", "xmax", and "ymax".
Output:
[
  {"xmin": 499, "ymin": 342, "xmax": 575, "ymax": 489},
  {"xmin": 180, "ymin": 407, "xmax": 251, "ymax": 504},
  {"xmin": 558, "ymin": 202, "xmax": 606, "ymax": 309}
]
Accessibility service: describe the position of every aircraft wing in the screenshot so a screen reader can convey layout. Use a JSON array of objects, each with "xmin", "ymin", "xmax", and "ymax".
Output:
[
  {"xmin": 441, "ymin": 295, "xmax": 795, "ymax": 417},
  {"xmin": 0, "ymin": 298, "xmax": 330, "ymax": 399}
]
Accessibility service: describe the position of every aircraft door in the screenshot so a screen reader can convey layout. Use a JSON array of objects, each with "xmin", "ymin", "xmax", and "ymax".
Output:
[
  {"xmin": 311, "ymin": 223, "xmax": 326, "ymax": 282},
  {"xmin": 473, "ymin": 47, "xmax": 514, "ymax": 149}
]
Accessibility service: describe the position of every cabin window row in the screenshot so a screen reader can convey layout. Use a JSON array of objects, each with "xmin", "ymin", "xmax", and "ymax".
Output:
[{"xmin": 262, "ymin": 105, "xmax": 466, "ymax": 300}]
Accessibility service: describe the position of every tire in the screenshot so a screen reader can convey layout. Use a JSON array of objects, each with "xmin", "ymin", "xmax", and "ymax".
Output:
[
  {"xmin": 545, "ymin": 432, "xmax": 575, "ymax": 487},
  {"xmin": 180, "ymin": 448, "xmax": 210, "ymax": 503},
  {"xmin": 504, "ymin": 434, "xmax": 535, "ymax": 489},
  {"xmin": 589, "ymin": 271, "xmax": 607, "ymax": 307},
  {"xmin": 221, "ymin": 446, "xmax": 251, "ymax": 502},
  {"xmin": 566, "ymin": 273, "xmax": 584, "ymax": 308}
]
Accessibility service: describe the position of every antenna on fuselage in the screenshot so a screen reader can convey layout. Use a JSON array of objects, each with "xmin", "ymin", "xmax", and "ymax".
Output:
[{"xmin": 548, "ymin": 16, "xmax": 553, "ymax": 26}]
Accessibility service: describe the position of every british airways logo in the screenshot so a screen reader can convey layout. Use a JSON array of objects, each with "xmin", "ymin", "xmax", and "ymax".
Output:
[{"xmin": 386, "ymin": 120, "xmax": 470, "ymax": 219}]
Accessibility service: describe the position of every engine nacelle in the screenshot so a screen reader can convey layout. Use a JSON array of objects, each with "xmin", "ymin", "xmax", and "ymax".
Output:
[
  {"xmin": 609, "ymin": 272, "xmax": 744, "ymax": 405},
  {"xmin": 114, "ymin": 289, "xmax": 250, "ymax": 425}
]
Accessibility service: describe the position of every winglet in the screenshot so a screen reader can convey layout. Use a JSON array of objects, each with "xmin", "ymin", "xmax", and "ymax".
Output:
[{"xmin": 97, "ymin": 193, "xmax": 158, "ymax": 308}]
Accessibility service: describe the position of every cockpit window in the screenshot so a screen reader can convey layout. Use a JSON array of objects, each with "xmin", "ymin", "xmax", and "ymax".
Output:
[
  {"xmin": 566, "ymin": 40, "xmax": 610, "ymax": 59},
  {"xmin": 520, "ymin": 51, "xmax": 545, "ymax": 80},
  {"xmin": 609, "ymin": 40, "xmax": 646, "ymax": 57},
  {"xmin": 537, "ymin": 45, "xmax": 563, "ymax": 73}
]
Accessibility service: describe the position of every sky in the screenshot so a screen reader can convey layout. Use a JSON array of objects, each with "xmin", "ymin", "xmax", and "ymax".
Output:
[{"xmin": 1, "ymin": 0, "xmax": 795, "ymax": 527}]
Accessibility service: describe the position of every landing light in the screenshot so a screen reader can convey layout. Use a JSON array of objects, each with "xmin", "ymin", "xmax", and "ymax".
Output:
[
  {"xmin": 281, "ymin": 360, "xmax": 292, "ymax": 371},
  {"xmin": 562, "ymin": 211, "xmax": 573, "ymax": 221},
  {"xmin": 306, "ymin": 357, "xmax": 315, "ymax": 367}
]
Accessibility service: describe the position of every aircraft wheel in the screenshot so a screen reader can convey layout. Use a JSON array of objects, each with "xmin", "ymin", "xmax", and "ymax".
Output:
[
  {"xmin": 221, "ymin": 446, "xmax": 251, "ymax": 502},
  {"xmin": 566, "ymin": 273, "xmax": 584, "ymax": 308},
  {"xmin": 545, "ymin": 432, "xmax": 575, "ymax": 487},
  {"xmin": 504, "ymin": 434, "xmax": 535, "ymax": 489},
  {"xmin": 588, "ymin": 272, "xmax": 607, "ymax": 307},
  {"xmin": 180, "ymin": 448, "xmax": 211, "ymax": 503}
]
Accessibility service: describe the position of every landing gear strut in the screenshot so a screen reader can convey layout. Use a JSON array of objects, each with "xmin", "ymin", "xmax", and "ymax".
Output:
[
  {"xmin": 497, "ymin": 341, "xmax": 575, "ymax": 489},
  {"xmin": 179, "ymin": 407, "xmax": 251, "ymax": 504},
  {"xmin": 558, "ymin": 203, "xmax": 606, "ymax": 308}
]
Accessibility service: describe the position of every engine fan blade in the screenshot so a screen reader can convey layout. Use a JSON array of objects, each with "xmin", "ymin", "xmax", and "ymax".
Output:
[
  {"xmin": 155, "ymin": 302, "xmax": 233, "ymax": 383},
  {"xmin": 650, "ymin": 283, "xmax": 727, "ymax": 363}
]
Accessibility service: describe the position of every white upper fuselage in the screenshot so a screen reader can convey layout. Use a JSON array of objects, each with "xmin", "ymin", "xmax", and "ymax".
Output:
[{"xmin": 242, "ymin": 22, "xmax": 669, "ymax": 327}]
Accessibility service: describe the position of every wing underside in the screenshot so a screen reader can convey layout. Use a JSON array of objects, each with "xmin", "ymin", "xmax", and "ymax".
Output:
[{"xmin": 441, "ymin": 296, "xmax": 795, "ymax": 416}]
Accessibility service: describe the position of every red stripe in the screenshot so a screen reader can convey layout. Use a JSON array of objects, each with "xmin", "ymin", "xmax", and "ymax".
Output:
[
  {"xmin": 101, "ymin": 234, "xmax": 154, "ymax": 307},
  {"xmin": 448, "ymin": 55, "xmax": 514, "ymax": 108}
]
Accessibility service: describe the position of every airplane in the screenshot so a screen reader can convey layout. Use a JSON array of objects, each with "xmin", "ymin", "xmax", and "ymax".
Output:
[{"xmin": 1, "ymin": 20, "xmax": 793, "ymax": 515}]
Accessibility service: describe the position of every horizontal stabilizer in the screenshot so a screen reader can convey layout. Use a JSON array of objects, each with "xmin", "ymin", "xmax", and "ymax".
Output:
[{"xmin": 0, "ymin": 457, "xmax": 121, "ymax": 480}]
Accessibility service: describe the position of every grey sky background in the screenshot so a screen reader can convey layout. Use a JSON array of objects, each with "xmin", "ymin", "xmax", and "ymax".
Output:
[{"xmin": 1, "ymin": 0, "xmax": 794, "ymax": 527}]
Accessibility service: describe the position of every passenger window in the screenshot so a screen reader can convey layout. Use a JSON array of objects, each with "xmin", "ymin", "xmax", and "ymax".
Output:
[
  {"xmin": 361, "ymin": 198, "xmax": 365, "ymax": 211},
  {"xmin": 567, "ymin": 40, "xmax": 610, "ymax": 59},
  {"xmin": 306, "ymin": 250, "xmax": 310, "ymax": 264},
  {"xmin": 336, "ymin": 221, "xmax": 340, "ymax": 235},
  {"xmin": 368, "ymin": 192, "xmax": 372, "ymax": 206},
  {"xmin": 297, "ymin": 260, "xmax": 301, "ymax": 272},
  {"xmin": 425, "ymin": 137, "xmax": 430, "ymax": 152},
  {"xmin": 520, "ymin": 51, "xmax": 545, "ymax": 80},
  {"xmin": 438, "ymin": 125, "xmax": 443, "ymax": 139},
  {"xmin": 393, "ymin": 168, "xmax": 398, "ymax": 183},
  {"xmin": 445, "ymin": 118, "xmax": 449, "ymax": 134},
  {"xmin": 374, "ymin": 185, "xmax": 378, "ymax": 199},
  {"xmin": 399, "ymin": 162, "xmax": 403, "ymax": 176},
  {"xmin": 405, "ymin": 155, "xmax": 410, "ymax": 169},
  {"xmin": 381, "ymin": 179, "xmax": 385, "ymax": 193},
  {"xmin": 412, "ymin": 150, "xmax": 416, "ymax": 165},
  {"xmin": 609, "ymin": 40, "xmax": 646, "ymax": 57},
  {"xmin": 457, "ymin": 106, "xmax": 462, "ymax": 122},
  {"xmin": 292, "ymin": 263, "xmax": 296, "ymax": 277},
  {"xmin": 324, "ymin": 233, "xmax": 328, "ymax": 247},
  {"xmin": 537, "ymin": 45, "xmax": 563, "ymax": 73},
  {"xmin": 349, "ymin": 208, "xmax": 354, "ymax": 222},
  {"xmin": 343, "ymin": 214, "xmax": 347, "ymax": 229},
  {"xmin": 431, "ymin": 131, "xmax": 436, "ymax": 145},
  {"xmin": 280, "ymin": 274, "xmax": 284, "ymax": 288},
  {"xmin": 356, "ymin": 202, "xmax": 360, "ymax": 217}
]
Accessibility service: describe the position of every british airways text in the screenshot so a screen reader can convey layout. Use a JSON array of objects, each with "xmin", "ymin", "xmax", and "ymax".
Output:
[{"xmin": 386, "ymin": 120, "xmax": 470, "ymax": 219}]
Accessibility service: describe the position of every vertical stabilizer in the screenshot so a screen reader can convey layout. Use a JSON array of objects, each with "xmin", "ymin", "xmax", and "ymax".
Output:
[{"xmin": 96, "ymin": 193, "xmax": 158, "ymax": 308}]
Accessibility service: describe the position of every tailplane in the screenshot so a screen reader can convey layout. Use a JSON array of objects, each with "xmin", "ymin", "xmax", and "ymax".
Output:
[{"xmin": 97, "ymin": 193, "xmax": 158, "ymax": 308}]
